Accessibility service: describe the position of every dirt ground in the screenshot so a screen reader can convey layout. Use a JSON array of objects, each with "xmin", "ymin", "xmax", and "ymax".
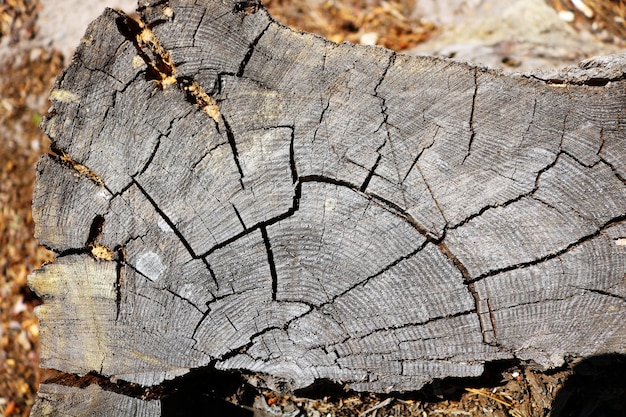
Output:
[{"xmin": 0, "ymin": 0, "xmax": 624, "ymax": 416}]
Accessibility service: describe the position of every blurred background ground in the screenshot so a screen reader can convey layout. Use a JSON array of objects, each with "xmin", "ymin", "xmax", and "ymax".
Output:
[{"xmin": 0, "ymin": 0, "xmax": 624, "ymax": 416}]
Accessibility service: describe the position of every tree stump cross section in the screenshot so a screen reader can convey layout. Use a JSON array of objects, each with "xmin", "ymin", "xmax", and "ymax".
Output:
[{"xmin": 29, "ymin": 0, "xmax": 626, "ymax": 414}]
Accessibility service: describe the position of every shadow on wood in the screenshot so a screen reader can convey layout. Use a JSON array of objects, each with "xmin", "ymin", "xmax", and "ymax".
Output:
[{"xmin": 550, "ymin": 353, "xmax": 626, "ymax": 417}]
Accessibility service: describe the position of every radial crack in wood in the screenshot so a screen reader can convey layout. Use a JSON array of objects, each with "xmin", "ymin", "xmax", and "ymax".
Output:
[{"xmin": 29, "ymin": 0, "xmax": 626, "ymax": 414}]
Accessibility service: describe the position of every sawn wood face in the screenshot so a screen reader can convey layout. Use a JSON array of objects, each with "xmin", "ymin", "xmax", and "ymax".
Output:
[{"xmin": 29, "ymin": 0, "xmax": 625, "ymax": 414}]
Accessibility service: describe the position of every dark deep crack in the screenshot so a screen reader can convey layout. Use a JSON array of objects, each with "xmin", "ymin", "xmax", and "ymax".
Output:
[
  {"xmin": 300, "ymin": 174, "xmax": 439, "ymax": 241},
  {"xmin": 221, "ymin": 115, "xmax": 246, "ymax": 189},
  {"xmin": 526, "ymin": 73, "xmax": 626, "ymax": 86},
  {"xmin": 462, "ymin": 68, "xmax": 478, "ymax": 164},
  {"xmin": 260, "ymin": 226, "xmax": 278, "ymax": 301},
  {"xmin": 200, "ymin": 258, "xmax": 219, "ymax": 293},
  {"xmin": 312, "ymin": 100, "xmax": 330, "ymax": 143},
  {"xmin": 212, "ymin": 327, "xmax": 281, "ymax": 364},
  {"xmin": 133, "ymin": 179, "xmax": 198, "ymax": 258},
  {"xmin": 114, "ymin": 247, "xmax": 125, "ymax": 322},
  {"xmin": 373, "ymin": 52, "xmax": 395, "ymax": 96},
  {"xmin": 231, "ymin": 203, "xmax": 247, "ymax": 231},
  {"xmin": 196, "ymin": 177, "xmax": 301, "ymax": 258},
  {"xmin": 447, "ymin": 192, "xmax": 530, "ymax": 231},
  {"xmin": 191, "ymin": 7, "xmax": 208, "ymax": 47},
  {"xmin": 237, "ymin": 22, "xmax": 270, "ymax": 77},
  {"xmin": 465, "ymin": 214, "xmax": 626, "ymax": 285},
  {"xmin": 132, "ymin": 179, "xmax": 219, "ymax": 289},
  {"xmin": 134, "ymin": 135, "xmax": 162, "ymax": 178},
  {"xmin": 437, "ymin": 242, "xmax": 496, "ymax": 345},
  {"xmin": 401, "ymin": 125, "xmax": 438, "ymax": 183},
  {"xmin": 364, "ymin": 52, "xmax": 395, "ymax": 191},
  {"xmin": 213, "ymin": 303, "xmax": 314, "ymax": 364},
  {"xmin": 532, "ymin": 195, "xmax": 569, "ymax": 218},
  {"xmin": 325, "ymin": 308, "xmax": 477, "ymax": 351},
  {"xmin": 359, "ymin": 154, "xmax": 381, "ymax": 192},
  {"xmin": 127, "ymin": 179, "xmax": 219, "ymax": 288},
  {"xmin": 224, "ymin": 314, "xmax": 237, "ymax": 332},
  {"xmin": 165, "ymin": 288, "xmax": 204, "ymax": 313},
  {"xmin": 125, "ymin": 262, "xmax": 154, "ymax": 283},
  {"xmin": 449, "ymin": 141, "xmax": 565, "ymax": 231},
  {"xmin": 313, "ymin": 240, "xmax": 430, "ymax": 310},
  {"xmin": 574, "ymin": 287, "xmax": 626, "ymax": 302},
  {"xmin": 52, "ymin": 211, "xmax": 116, "ymax": 260},
  {"xmin": 437, "ymin": 242, "xmax": 471, "ymax": 281},
  {"xmin": 486, "ymin": 298, "xmax": 498, "ymax": 342},
  {"xmin": 190, "ymin": 142, "xmax": 229, "ymax": 171},
  {"xmin": 86, "ymin": 215, "xmax": 106, "ymax": 247},
  {"xmin": 191, "ymin": 308, "xmax": 211, "ymax": 343},
  {"xmin": 194, "ymin": 125, "xmax": 300, "ymax": 258},
  {"xmin": 598, "ymin": 142, "xmax": 626, "ymax": 181},
  {"xmin": 190, "ymin": 288, "xmax": 310, "ymax": 349},
  {"xmin": 288, "ymin": 125, "xmax": 298, "ymax": 184}
]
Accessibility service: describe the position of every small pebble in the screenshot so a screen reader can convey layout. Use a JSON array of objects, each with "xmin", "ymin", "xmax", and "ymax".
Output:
[
  {"xmin": 360, "ymin": 32, "xmax": 378, "ymax": 46},
  {"xmin": 558, "ymin": 10, "xmax": 575, "ymax": 23}
]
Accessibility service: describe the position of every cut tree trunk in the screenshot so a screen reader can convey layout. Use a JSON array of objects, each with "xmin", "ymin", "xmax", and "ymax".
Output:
[{"xmin": 29, "ymin": 0, "xmax": 626, "ymax": 414}]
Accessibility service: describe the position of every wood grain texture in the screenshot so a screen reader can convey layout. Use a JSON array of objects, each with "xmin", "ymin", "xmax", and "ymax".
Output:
[
  {"xmin": 30, "ymin": 383, "xmax": 159, "ymax": 416},
  {"xmin": 29, "ymin": 0, "xmax": 626, "ymax": 414}
]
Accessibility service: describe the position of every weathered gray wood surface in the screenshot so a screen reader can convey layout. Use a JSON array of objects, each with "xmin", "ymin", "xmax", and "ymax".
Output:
[
  {"xmin": 29, "ymin": 0, "xmax": 626, "ymax": 414},
  {"xmin": 30, "ymin": 383, "xmax": 159, "ymax": 417}
]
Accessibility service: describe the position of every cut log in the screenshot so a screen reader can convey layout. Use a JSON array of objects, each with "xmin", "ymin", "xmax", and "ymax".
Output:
[{"xmin": 29, "ymin": 0, "xmax": 626, "ymax": 414}]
